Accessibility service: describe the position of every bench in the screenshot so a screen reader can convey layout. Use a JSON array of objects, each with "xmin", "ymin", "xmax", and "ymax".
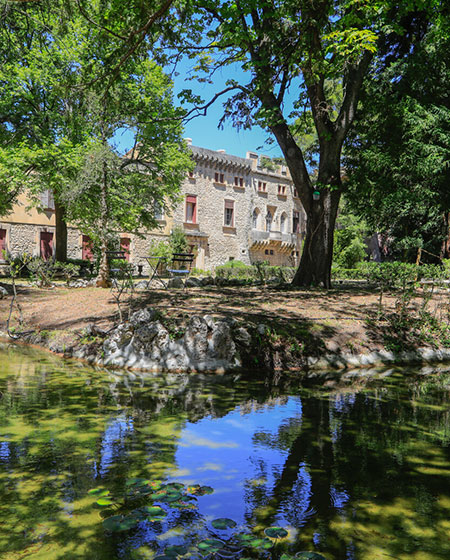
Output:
[{"xmin": 167, "ymin": 253, "xmax": 195, "ymax": 280}]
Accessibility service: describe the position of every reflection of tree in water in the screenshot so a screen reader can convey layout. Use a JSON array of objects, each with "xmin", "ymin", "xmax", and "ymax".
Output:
[
  {"xmin": 240, "ymin": 371, "xmax": 450, "ymax": 559},
  {"xmin": 0, "ymin": 345, "xmax": 292, "ymax": 558},
  {"xmin": 1, "ymin": 344, "xmax": 450, "ymax": 559}
]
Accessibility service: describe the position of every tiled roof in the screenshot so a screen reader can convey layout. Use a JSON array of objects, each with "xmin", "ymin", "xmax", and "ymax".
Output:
[{"xmin": 189, "ymin": 145, "xmax": 251, "ymax": 171}]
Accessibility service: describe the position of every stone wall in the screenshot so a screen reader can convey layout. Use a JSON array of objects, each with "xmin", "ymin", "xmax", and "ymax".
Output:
[{"xmin": 1, "ymin": 144, "xmax": 306, "ymax": 272}]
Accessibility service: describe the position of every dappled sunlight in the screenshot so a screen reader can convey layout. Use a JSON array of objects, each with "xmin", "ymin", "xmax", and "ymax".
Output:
[{"xmin": 1, "ymin": 345, "xmax": 449, "ymax": 558}]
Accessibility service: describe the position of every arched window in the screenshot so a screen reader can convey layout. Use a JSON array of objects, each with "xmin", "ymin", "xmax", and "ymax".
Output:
[
  {"xmin": 252, "ymin": 208, "xmax": 260, "ymax": 229},
  {"xmin": 265, "ymin": 210, "xmax": 273, "ymax": 232},
  {"xmin": 280, "ymin": 212, "xmax": 287, "ymax": 233}
]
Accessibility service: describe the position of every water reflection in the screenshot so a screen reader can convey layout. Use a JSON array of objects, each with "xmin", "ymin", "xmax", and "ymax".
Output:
[{"xmin": 0, "ymin": 342, "xmax": 449, "ymax": 559}]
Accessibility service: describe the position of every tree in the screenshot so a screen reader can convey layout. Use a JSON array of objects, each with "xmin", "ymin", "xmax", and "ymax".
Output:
[
  {"xmin": 61, "ymin": 55, "xmax": 191, "ymax": 287},
  {"xmin": 172, "ymin": 0, "xmax": 440, "ymax": 287},
  {"xmin": 344, "ymin": 19, "xmax": 450, "ymax": 261},
  {"xmin": 0, "ymin": 0, "xmax": 179, "ymax": 260}
]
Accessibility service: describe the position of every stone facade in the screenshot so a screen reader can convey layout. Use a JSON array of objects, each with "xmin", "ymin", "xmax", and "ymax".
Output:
[{"xmin": 0, "ymin": 143, "xmax": 305, "ymax": 271}]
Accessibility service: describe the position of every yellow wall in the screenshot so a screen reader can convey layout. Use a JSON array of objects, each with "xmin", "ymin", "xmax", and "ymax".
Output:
[{"xmin": 6, "ymin": 192, "xmax": 55, "ymax": 226}]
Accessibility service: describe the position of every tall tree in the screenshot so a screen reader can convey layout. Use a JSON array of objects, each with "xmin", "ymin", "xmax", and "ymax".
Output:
[
  {"xmin": 62, "ymin": 58, "xmax": 191, "ymax": 287},
  {"xmin": 344, "ymin": 18, "xmax": 450, "ymax": 261},
  {"xmin": 172, "ymin": 0, "xmax": 440, "ymax": 286},
  {"xmin": 0, "ymin": 0, "xmax": 179, "ymax": 260}
]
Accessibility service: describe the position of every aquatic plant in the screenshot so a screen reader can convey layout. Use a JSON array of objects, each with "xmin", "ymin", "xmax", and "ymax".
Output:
[{"xmin": 88, "ymin": 479, "xmax": 325, "ymax": 559}]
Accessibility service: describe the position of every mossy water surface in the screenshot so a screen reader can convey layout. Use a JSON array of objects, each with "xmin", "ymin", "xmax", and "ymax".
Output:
[{"xmin": 0, "ymin": 343, "xmax": 449, "ymax": 559}]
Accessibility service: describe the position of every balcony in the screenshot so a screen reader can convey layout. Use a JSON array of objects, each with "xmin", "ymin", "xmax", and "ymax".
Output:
[{"xmin": 250, "ymin": 229, "xmax": 300, "ymax": 248}]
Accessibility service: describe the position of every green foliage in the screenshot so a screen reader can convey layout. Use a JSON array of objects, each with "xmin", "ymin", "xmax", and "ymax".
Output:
[
  {"xmin": 334, "ymin": 206, "xmax": 368, "ymax": 269},
  {"xmin": 26, "ymin": 258, "xmax": 80, "ymax": 287},
  {"xmin": 169, "ymin": 227, "xmax": 188, "ymax": 255},
  {"xmin": 344, "ymin": 19, "xmax": 450, "ymax": 259}
]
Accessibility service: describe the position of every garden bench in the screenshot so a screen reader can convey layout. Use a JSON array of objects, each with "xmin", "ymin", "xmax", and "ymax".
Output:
[{"xmin": 167, "ymin": 253, "xmax": 195, "ymax": 282}]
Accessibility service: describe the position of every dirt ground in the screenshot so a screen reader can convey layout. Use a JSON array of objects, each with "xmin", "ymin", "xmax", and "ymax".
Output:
[{"xmin": 0, "ymin": 281, "xmax": 434, "ymax": 355}]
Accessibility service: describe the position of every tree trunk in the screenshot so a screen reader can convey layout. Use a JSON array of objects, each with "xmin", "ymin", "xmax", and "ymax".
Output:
[
  {"xmin": 96, "ymin": 138, "xmax": 111, "ymax": 288},
  {"xmin": 293, "ymin": 187, "xmax": 341, "ymax": 288},
  {"xmin": 54, "ymin": 200, "xmax": 67, "ymax": 262},
  {"xmin": 440, "ymin": 212, "xmax": 450, "ymax": 260}
]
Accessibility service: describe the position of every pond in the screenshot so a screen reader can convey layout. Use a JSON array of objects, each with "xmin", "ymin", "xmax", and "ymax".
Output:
[{"xmin": 0, "ymin": 343, "xmax": 449, "ymax": 560}]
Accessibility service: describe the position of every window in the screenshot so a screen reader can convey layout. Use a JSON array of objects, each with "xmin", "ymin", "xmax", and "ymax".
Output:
[
  {"xmin": 185, "ymin": 195, "xmax": 197, "ymax": 223},
  {"xmin": 258, "ymin": 181, "xmax": 267, "ymax": 192},
  {"xmin": 234, "ymin": 176, "xmax": 244, "ymax": 187},
  {"xmin": 252, "ymin": 208, "xmax": 260, "ymax": 229},
  {"xmin": 224, "ymin": 199, "xmax": 234, "ymax": 227},
  {"xmin": 278, "ymin": 184, "xmax": 286, "ymax": 196},
  {"xmin": 0, "ymin": 229, "xmax": 6, "ymax": 258},
  {"xmin": 120, "ymin": 237, "xmax": 131, "ymax": 261},
  {"xmin": 40, "ymin": 231, "xmax": 53, "ymax": 261},
  {"xmin": 266, "ymin": 210, "xmax": 273, "ymax": 232},
  {"xmin": 214, "ymin": 172, "xmax": 224, "ymax": 184},
  {"xmin": 40, "ymin": 189, "xmax": 55, "ymax": 211},
  {"xmin": 280, "ymin": 212, "xmax": 287, "ymax": 233},
  {"xmin": 82, "ymin": 235, "xmax": 94, "ymax": 261},
  {"xmin": 293, "ymin": 211, "xmax": 300, "ymax": 233},
  {"xmin": 188, "ymin": 170, "xmax": 194, "ymax": 178},
  {"xmin": 154, "ymin": 201, "xmax": 164, "ymax": 220}
]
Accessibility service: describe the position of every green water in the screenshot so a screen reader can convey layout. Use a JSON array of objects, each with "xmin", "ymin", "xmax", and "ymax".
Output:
[{"xmin": 0, "ymin": 342, "xmax": 449, "ymax": 560}]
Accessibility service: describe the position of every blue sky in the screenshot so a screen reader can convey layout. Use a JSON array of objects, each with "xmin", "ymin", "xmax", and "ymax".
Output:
[
  {"xmin": 115, "ymin": 56, "xmax": 287, "ymax": 160},
  {"xmin": 170, "ymin": 58, "xmax": 286, "ymax": 159}
]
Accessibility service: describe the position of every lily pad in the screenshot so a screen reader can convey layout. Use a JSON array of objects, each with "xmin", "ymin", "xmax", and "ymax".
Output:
[
  {"xmin": 190, "ymin": 485, "xmax": 214, "ymax": 496},
  {"xmin": 88, "ymin": 488, "xmax": 110, "ymax": 496},
  {"xmin": 164, "ymin": 544, "xmax": 188, "ymax": 557},
  {"xmin": 295, "ymin": 553, "xmax": 327, "ymax": 560},
  {"xmin": 102, "ymin": 515, "xmax": 138, "ymax": 532},
  {"xmin": 197, "ymin": 538, "xmax": 225, "ymax": 554},
  {"xmin": 264, "ymin": 526, "xmax": 288, "ymax": 539},
  {"xmin": 235, "ymin": 534, "xmax": 273, "ymax": 550},
  {"xmin": 165, "ymin": 482, "xmax": 185, "ymax": 491},
  {"xmin": 133, "ymin": 505, "xmax": 167, "ymax": 522},
  {"xmin": 211, "ymin": 518, "xmax": 237, "ymax": 530},
  {"xmin": 126, "ymin": 478, "xmax": 149, "ymax": 487},
  {"xmin": 96, "ymin": 497, "xmax": 114, "ymax": 507},
  {"xmin": 155, "ymin": 489, "xmax": 183, "ymax": 503},
  {"xmin": 170, "ymin": 500, "xmax": 197, "ymax": 510}
]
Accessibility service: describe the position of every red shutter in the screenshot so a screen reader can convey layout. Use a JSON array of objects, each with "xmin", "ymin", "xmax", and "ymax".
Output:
[
  {"xmin": 186, "ymin": 195, "xmax": 197, "ymax": 223},
  {"xmin": 0, "ymin": 229, "xmax": 6, "ymax": 257},
  {"xmin": 82, "ymin": 235, "xmax": 94, "ymax": 261},
  {"xmin": 40, "ymin": 232, "xmax": 53, "ymax": 261},
  {"xmin": 120, "ymin": 238, "xmax": 131, "ymax": 261}
]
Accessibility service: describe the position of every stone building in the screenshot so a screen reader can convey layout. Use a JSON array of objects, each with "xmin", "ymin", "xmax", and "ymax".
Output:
[{"xmin": 0, "ymin": 142, "xmax": 305, "ymax": 272}]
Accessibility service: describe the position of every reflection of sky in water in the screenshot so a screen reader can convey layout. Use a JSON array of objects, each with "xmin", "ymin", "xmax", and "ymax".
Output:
[
  {"xmin": 0, "ymin": 441, "xmax": 10, "ymax": 461},
  {"xmin": 329, "ymin": 392, "xmax": 356, "ymax": 444},
  {"xmin": 281, "ymin": 463, "xmax": 315, "ymax": 527},
  {"xmin": 171, "ymin": 397, "xmax": 303, "ymax": 524},
  {"xmin": 97, "ymin": 414, "xmax": 134, "ymax": 477},
  {"xmin": 330, "ymin": 485, "xmax": 350, "ymax": 510}
]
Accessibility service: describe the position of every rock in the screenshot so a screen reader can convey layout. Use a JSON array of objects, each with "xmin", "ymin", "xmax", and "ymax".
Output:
[
  {"xmin": 101, "ymin": 312, "xmax": 240, "ymax": 372},
  {"xmin": 129, "ymin": 308, "xmax": 158, "ymax": 328},
  {"xmin": 167, "ymin": 277, "xmax": 184, "ymax": 289},
  {"xmin": 134, "ymin": 280, "xmax": 149, "ymax": 291},
  {"xmin": 0, "ymin": 285, "xmax": 8, "ymax": 299},
  {"xmin": 200, "ymin": 276, "xmax": 215, "ymax": 286},
  {"xmin": 257, "ymin": 324, "xmax": 267, "ymax": 335},
  {"xmin": 68, "ymin": 279, "xmax": 89, "ymax": 288},
  {"xmin": 82, "ymin": 323, "xmax": 107, "ymax": 338},
  {"xmin": 210, "ymin": 321, "xmax": 236, "ymax": 361},
  {"xmin": 233, "ymin": 326, "xmax": 251, "ymax": 348},
  {"xmin": 134, "ymin": 322, "xmax": 169, "ymax": 350},
  {"xmin": 185, "ymin": 277, "xmax": 202, "ymax": 288}
]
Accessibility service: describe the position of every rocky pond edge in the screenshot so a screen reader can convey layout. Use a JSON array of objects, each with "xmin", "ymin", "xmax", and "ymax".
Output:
[{"xmin": 2, "ymin": 307, "xmax": 450, "ymax": 375}]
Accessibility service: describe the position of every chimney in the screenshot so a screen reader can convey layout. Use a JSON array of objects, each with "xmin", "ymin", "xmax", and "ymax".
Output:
[
  {"xmin": 184, "ymin": 137, "xmax": 192, "ymax": 145},
  {"xmin": 217, "ymin": 149, "xmax": 226, "ymax": 153}
]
